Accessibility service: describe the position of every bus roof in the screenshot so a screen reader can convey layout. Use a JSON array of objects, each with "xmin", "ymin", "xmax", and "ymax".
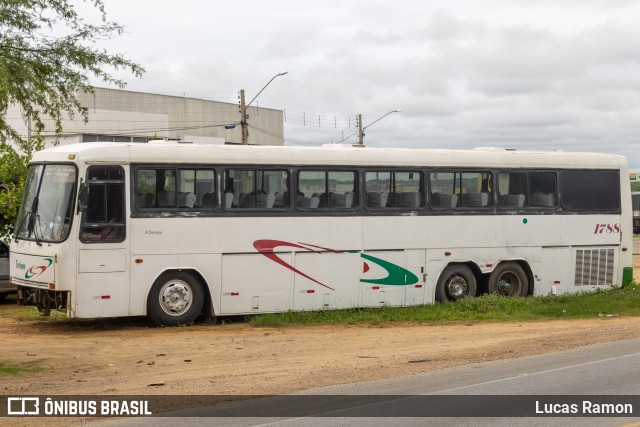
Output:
[{"xmin": 31, "ymin": 142, "xmax": 626, "ymax": 170}]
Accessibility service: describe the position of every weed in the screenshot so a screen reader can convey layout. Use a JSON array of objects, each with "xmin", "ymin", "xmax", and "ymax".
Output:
[{"xmin": 248, "ymin": 283, "xmax": 640, "ymax": 327}]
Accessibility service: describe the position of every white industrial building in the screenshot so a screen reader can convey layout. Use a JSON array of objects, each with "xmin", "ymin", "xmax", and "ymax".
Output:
[{"xmin": 6, "ymin": 87, "xmax": 284, "ymax": 146}]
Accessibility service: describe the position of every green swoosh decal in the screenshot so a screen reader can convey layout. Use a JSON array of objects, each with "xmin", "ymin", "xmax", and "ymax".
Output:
[{"xmin": 360, "ymin": 253, "xmax": 419, "ymax": 286}]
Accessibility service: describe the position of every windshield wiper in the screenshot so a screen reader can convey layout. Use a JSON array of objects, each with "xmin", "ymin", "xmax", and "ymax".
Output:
[{"xmin": 33, "ymin": 213, "xmax": 42, "ymax": 246}]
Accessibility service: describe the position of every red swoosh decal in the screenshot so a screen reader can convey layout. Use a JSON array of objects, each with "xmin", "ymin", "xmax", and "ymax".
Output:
[
  {"xmin": 299, "ymin": 242, "xmax": 370, "ymax": 273},
  {"xmin": 253, "ymin": 240, "xmax": 335, "ymax": 291},
  {"xmin": 299, "ymin": 242, "xmax": 343, "ymax": 253}
]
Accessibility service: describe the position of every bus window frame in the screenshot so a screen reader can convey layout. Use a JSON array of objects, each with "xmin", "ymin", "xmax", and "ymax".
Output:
[
  {"xmin": 363, "ymin": 168, "xmax": 425, "ymax": 212},
  {"xmin": 132, "ymin": 164, "xmax": 219, "ymax": 214},
  {"xmin": 559, "ymin": 169, "xmax": 621, "ymax": 214},
  {"xmin": 496, "ymin": 169, "xmax": 559, "ymax": 212},
  {"xmin": 222, "ymin": 167, "xmax": 290, "ymax": 211},
  {"xmin": 79, "ymin": 165, "xmax": 126, "ymax": 244},
  {"xmin": 294, "ymin": 168, "xmax": 359, "ymax": 212},
  {"xmin": 428, "ymin": 169, "xmax": 495, "ymax": 211}
]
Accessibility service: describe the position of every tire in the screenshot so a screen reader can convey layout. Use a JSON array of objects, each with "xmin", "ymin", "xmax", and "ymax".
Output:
[
  {"xmin": 436, "ymin": 264, "xmax": 478, "ymax": 302},
  {"xmin": 487, "ymin": 262, "xmax": 528, "ymax": 297},
  {"xmin": 147, "ymin": 271, "xmax": 204, "ymax": 326}
]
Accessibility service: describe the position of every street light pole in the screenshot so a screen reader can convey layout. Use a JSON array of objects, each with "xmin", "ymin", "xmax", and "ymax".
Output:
[
  {"xmin": 240, "ymin": 71, "xmax": 288, "ymax": 145},
  {"xmin": 357, "ymin": 109, "xmax": 402, "ymax": 146}
]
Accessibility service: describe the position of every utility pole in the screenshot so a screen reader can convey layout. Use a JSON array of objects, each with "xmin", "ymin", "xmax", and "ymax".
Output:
[
  {"xmin": 357, "ymin": 109, "xmax": 402, "ymax": 146},
  {"xmin": 239, "ymin": 71, "xmax": 288, "ymax": 145},
  {"xmin": 239, "ymin": 89, "xmax": 249, "ymax": 145}
]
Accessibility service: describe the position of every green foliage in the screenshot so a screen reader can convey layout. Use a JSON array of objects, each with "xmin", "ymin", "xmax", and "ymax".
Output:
[
  {"xmin": 248, "ymin": 284, "xmax": 640, "ymax": 327},
  {"xmin": 0, "ymin": 0, "xmax": 144, "ymax": 238},
  {"xmin": 0, "ymin": 137, "xmax": 42, "ymax": 240},
  {"xmin": 0, "ymin": 0, "xmax": 144, "ymax": 143}
]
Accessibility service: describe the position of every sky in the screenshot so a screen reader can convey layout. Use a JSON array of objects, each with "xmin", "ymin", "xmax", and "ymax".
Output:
[{"xmin": 81, "ymin": 0, "xmax": 640, "ymax": 168}]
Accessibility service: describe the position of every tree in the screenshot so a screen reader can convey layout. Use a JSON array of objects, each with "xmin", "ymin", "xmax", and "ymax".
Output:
[
  {"xmin": 0, "ymin": 138, "xmax": 40, "ymax": 239},
  {"xmin": 0, "ymin": 0, "xmax": 144, "ymax": 239}
]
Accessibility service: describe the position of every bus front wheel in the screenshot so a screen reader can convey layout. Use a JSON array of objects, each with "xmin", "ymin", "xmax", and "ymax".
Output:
[
  {"xmin": 436, "ymin": 264, "xmax": 477, "ymax": 302},
  {"xmin": 487, "ymin": 262, "xmax": 528, "ymax": 297},
  {"xmin": 147, "ymin": 271, "xmax": 204, "ymax": 326}
]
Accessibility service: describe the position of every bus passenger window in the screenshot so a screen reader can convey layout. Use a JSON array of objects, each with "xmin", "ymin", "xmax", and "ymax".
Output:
[
  {"xmin": 498, "ymin": 172, "xmax": 527, "ymax": 208},
  {"xmin": 430, "ymin": 171, "xmax": 492, "ymax": 209},
  {"xmin": 561, "ymin": 170, "xmax": 619, "ymax": 211},
  {"xmin": 136, "ymin": 168, "xmax": 216, "ymax": 211},
  {"xmin": 297, "ymin": 170, "xmax": 356, "ymax": 210},
  {"xmin": 529, "ymin": 172, "xmax": 556, "ymax": 208},
  {"xmin": 224, "ymin": 169, "xmax": 288, "ymax": 210},
  {"xmin": 498, "ymin": 171, "xmax": 557, "ymax": 209},
  {"xmin": 367, "ymin": 171, "xmax": 422, "ymax": 209}
]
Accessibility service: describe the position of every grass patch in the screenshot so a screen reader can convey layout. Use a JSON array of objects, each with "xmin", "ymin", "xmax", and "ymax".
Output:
[
  {"xmin": 0, "ymin": 362, "xmax": 43, "ymax": 375},
  {"xmin": 0, "ymin": 302, "xmax": 69, "ymax": 322},
  {"xmin": 248, "ymin": 283, "xmax": 640, "ymax": 327}
]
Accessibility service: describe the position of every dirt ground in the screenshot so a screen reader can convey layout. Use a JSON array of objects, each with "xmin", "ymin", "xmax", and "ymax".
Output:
[
  {"xmin": 1, "ymin": 242, "xmax": 640, "ymax": 425},
  {"xmin": 3, "ymin": 315, "xmax": 640, "ymax": 398},
  {"xmin": 3, "ymin": 308, "xmax": 640, "ymax": 427}
]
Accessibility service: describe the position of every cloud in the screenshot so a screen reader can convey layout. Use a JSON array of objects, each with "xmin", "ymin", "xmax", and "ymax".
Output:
[{"xmin": 91, "ymin": 0, "xmax": 640, "ymax": 168}]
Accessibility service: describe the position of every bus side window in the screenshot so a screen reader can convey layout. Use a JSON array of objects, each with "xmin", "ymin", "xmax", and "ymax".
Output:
[
  {"xmin": 430, "ymin": 171, "xmax": 492, "ymax": 209},
  {"xmin": 297, "ymin": 170, "xmax": 356, "ymax": 210},
  {"xmin": 498, "ymin": 172, "xmax": 527, "ymax": 208},
  {"xmin": 366, "ymin": 171, "xmax": 422, "ymax": 209},
  {"xmin": 225, "ymin": 169, "xmax": 287, "ymax": 210},
  {"xmin": 80, "ymin": 166, "xmax": 126, "ymax": 243}
]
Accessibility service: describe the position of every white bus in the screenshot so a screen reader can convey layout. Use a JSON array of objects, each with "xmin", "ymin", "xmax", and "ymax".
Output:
[{"xmin": 9, "ymin": 142, "xmax": 633, "ymax": 325}]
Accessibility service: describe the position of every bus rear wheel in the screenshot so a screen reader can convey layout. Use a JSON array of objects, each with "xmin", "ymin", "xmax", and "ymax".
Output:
[
  {"xmin": 436, "ymin": 264, "xmax": 477, "ymax": 302},
  {"xmin": 147, "ymin": 271, "xmax": 204, "ymax": 326},
  {"xmin": 488, "ymin": 262, "xmax": 528, "ymax": 297}
]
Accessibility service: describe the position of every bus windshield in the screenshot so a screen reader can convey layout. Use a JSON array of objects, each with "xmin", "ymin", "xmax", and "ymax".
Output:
[{"xmin": 14, "ymin": 164, "xmax": 77, "ymax": 243}]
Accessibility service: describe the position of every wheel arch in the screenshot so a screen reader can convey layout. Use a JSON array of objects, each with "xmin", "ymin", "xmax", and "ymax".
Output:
[{"xmin": 438, "ymin": 260, "xmax": 483, "ymax": 277}]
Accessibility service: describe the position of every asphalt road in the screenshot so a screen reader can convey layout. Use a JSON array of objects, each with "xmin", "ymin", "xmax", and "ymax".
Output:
[{"xmin": 94, "ymin": 338, "xmax": 640, "ymax": 427}]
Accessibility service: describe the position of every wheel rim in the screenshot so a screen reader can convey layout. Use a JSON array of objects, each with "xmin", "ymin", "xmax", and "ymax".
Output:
[
  {"xmin": 446, "ymin": 274, "xmax": 468, "ymax": 300},
  {"xmin": 158, "ymin": 279, "xmax": 193, "ymax": 316},
  {"xmin": 496, "ymin": 272, "xmax": 521, "ymax": 296}
]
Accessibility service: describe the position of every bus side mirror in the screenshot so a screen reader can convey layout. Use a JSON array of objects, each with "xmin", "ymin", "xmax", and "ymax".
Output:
[{"xmin": 77, "ymin": 183, "xmax": 88, "ymax": 213}]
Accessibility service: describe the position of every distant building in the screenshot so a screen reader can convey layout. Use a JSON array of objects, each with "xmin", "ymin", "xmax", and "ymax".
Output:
[{"xmin": 5, "ymin": 87, "xmax": 284, "ymax": 146}]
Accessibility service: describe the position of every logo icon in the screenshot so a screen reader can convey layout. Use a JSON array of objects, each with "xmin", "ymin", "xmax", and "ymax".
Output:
[
  {"xmin": 24, "ymin": 258, "xmax": 53, "ymax": 279},
  {"xmin": 7, "ymin": 397, "xmax": 40, "ymax": 415}
]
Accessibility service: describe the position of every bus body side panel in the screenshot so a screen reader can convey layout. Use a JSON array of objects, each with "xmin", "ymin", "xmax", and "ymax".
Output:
[
  {"xmin": 536, "ymin": 247, "xmax": 571, "ymax": 296},
  {"xmin": 293, "ymin": 251, "xmax": 360, "ymax": 311},
  {"xmin": 360, "ymin": 250, "xmax": 405, "ymax": 307},
  {"xmin": 220, "ymin": 253, "xmax": 292, "ymax": 315},
  {"xmin": 405, "ymin": 249, "xmax": 427, "ymax": 305},
  {"xmin": 76, "ymin": 247, "xmax": 130, "ymax": 317}
]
